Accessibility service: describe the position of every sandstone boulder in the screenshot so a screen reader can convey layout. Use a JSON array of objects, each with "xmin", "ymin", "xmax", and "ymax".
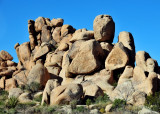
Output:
[
  {"xmin": 8, "ymin": 88, "xmax": 23, "ymax": 98},
  {"xmin": 33, "ymin": 44, "xmax": 50, "ymax": 61},
  {"xmin": 61, "ymin": 25, "xmax": 75, "ymax": 37},
  {"xmin": 18, "ymin": 92, "xmax": 32, "ymax": 103},
  {"xmin": 59, "ymin": 51, "xmax": 72, "ymax": 78},
  {"xmin": 51, "ymin": 18, "xmax": 64, "ymax": 27},
  {"xmin": 35, "ymin": 17, "xmax": 46, "ymax": 32},
  {"xmin": 18, "ymin": 42, "xmax": 32, "ymax": 70},
  {"xmin": 93, "ymin": 15, "xmax": 115, "ymax": 42},
  {"xmin": 0, "ymin": 50, "xmax": 13, "ymax": 61},
  {"xmin": 136, "ymin": 51, "xmax": 150, "ymax": 71},
  {"xmin": 105, "ymin": 42, "xmax": 129, "ymax": 70},
  {"xmin": 146, "ymin": 58, "xmax": 157, "ymax": 72},
  {"xmin": 82, "ymin": 81, "xmax": 103, "ymax": 97},
  {"xmin": 27, "ymin": 59, "xmax": 50, "ymax": 86},
  {"xmin": 118, "ymin": 66, "xmax": 133, "ymax": 84},
  {"xmin": 5, "ymin": 78, "xmax": 17, "ymax": 91},
  {"xmin": 118, "ymin": 31, "xmax": 135, "ymax": 66},
  {"xmin": 69, "ymin": 31, "xmax": 94, "ymax": 42},
  {"xmin": 50, "ymin": 84, "xmax": 83, "ymax": 105},
  {"xmin": 133, "ymin": 66, "xmax": 147, "ymax": 83},
  {"xmin": 41, "ymin": 79, "xmax": 60, "ymax": 105},
  {"xmin": 52, "ymin": 27, "xmax": 62, "ymax": 43},
  {"xmin": 41, "ymin": 25, "xmax": 52, "ymax": 43},
  {"xmin": 0, "ymin": 77, "xmax": 5, "ymax": 89},
  {"xmin": 13, "ymin": 70, "xmax": 29, "ymax": 86},
  {"xmin": 69, "ymin": 39, "xmax": 104, "ymax": 74}
]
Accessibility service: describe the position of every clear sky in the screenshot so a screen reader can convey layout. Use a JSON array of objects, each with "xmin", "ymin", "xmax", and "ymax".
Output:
[{"xmin": 0, "ymin": 0, "xmax": 160, "ymax": 64}]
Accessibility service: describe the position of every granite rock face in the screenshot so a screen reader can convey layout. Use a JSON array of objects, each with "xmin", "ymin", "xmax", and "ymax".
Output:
[{"xmin": 0, "ymin": 14, "xmax": 159, "ymax": 109}]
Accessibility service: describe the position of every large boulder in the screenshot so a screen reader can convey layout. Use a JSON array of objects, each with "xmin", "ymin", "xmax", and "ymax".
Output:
[
  {"xmin": 27, "ymin": 59, "xmax": 50, "ymax": 87},
  {"xmin": 8, "ymin": 88, "xmax": 23, "ymax": 98},
  {"xmin": 69, "ymin": 31, "xmax": 94, "ymax": 42},
  {"xmin": 50, "ymin": 84, "xmax": 83, "ymax": 105},
  {"xmin": 41, "ymin": 25, "xmax": 52, "ymax": 43},
  {"xmin": 5, "ymin": 78, "xmax": 17, "ymax": 91},
  {"xmin": 105, "ymin": 42, "xmax": 129, "ymax": 70},
  {"xmin": 0, "ymin": 50, "xmax": 13, "ymax": 61},
  {"xmin": 33, "ymin": 44, "xmax": 50, "ymax": 61},
  {"xmin": 34, "ymin": 17, "xmax": 46, "ymax": 32},
  {"xmin": 93, "ymin": 15, "xmax": 115, "ymax": 42},
  {"xmin": 82, "ymin": 81, "xmax": 103, "ymax": 97},
  {"xmin": 135, "ymin": 51, "xmax": 150, "ymax": 71},
  {"xmin": 41, "ymin": 79, "xmax": 60, "ymax": 105},
  {"xmin": 69, "ymin": 39, "xmax": 104, "ymax": 74},
  {"xmin": 51, "ymin": 18, "xmax": 64, "ymax": 27},
  {"xmin": 118, "ymin": 66, "xmax": 133, "ymax": 84},
  {"xmin": 118, "ymin": 31, "xmax": 135, "ymax": 66},
  {"xmin": 52, "ymin": 27, "xmax": 62, "ymax": 43},
  {"xmin": 13, "ymin": 70, "xmax": 29, "ymax": 86},
  {"xmin": 61, "ymin": 24, "xmax": 75, "ymax": 37}
]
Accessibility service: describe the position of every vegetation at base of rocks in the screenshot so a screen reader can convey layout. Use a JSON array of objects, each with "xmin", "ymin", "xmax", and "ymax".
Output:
[
  {"xmin": 25, "ymin": 82, "xmax": 41, "ymax": 93},
  {"xmin": 19, "ymin": 82, "xmax": 41, "ymax": 93},
  {"xmin": 144, "ymin": 92, "xmax": 160, "ymax": 112},
  {"xmin": 33, "ymin": 94, "xmax": 42, "ymax": 102},
  {"xmin": 72, "ymin": 106, "xmax": 89, "ymax": 113},
  {"xmin": 5, "ymin": 97, "xmax": 18, "ymax": 109},
  {"xmin": 111, "ymin": 99, "xmax": 126, "ymax": 111}
]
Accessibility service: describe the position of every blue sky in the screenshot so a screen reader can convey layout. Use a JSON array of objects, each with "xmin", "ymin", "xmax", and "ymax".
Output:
[{"xmin": 0, "ymin": 0, "xmax": 160, "ymax": 64}]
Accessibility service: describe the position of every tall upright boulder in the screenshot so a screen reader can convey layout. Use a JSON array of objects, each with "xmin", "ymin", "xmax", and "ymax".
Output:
[
  {"xmin": 27, "ymin": 59, "xmax": 50, "ymax": 87},
  {"xmin": 118, "ymin": 31, "xmax": 135, "ymax": 66},
  {"xmin": 93, "ymin": 15, "xmax": 115, "ymax": 43}
]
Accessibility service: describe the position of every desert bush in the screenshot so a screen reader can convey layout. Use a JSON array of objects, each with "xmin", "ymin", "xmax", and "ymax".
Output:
[
  {"xmin": 33, "ymin": 94, "xmax": 42, "ymax": 102},
  {"xmin": 70, "ymin": 100, "xmax": 77, "ymax": 109},
  {"xmin": 86, "ymin": 99, "xmax": 92, "ymax": 107},
  {"xmin": 145, "ymin": 92, "xmax": 160, "ymax": 112},
  {"xmin": 111, "ymin": 99, "xmax": 126, "ymax": 111},
  {"xmin": 94, "ymin": 93, "xmax": 110, "ymax": 104},
  {"xmin": 99, "ymin": 108, "xmax": 105, "ymax": 113},
  {"xmin": 73, "ymin": 106, "xmax": 89, "ymax": 113},
  {"xmin": 25, "ymin": 82, "xmax": 40, "ymax": 93},
  {"xmin": 5, "ymin": 97, "xmax": 18, "ymax": 109}
]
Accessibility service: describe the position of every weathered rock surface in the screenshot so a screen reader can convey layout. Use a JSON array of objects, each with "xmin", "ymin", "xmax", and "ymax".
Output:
[
  {"xmin": 0, "ymin": 50, "xmax": 13, "ymax": 61},
  {"xmin": 69, "ymin": 39, "xmax": 104, "ymax": 74},
  {"xmin": 105, "ymin": 42, "xmax": 129, "ymax": 70},
  {"xmin": 93, "ymin": 15, "xmax": 115, "ymax": 42},
  {"xmin": 118, "ymin": 31, "xmax": 135, "ymax": 66},
  {"xmin": 27, "ymin": 59, "xmax": 50, "ymax": 86},
  {"xmin": 41, "ymin": 79, "xmax": 60, "ymax": 105},
  {"xmin": 50, "ymin": 84, "xmax": 83, "ymax": 105},
  {"xmin": 8, "ymin": 88, "xmax": 23, "ymax": 98}
]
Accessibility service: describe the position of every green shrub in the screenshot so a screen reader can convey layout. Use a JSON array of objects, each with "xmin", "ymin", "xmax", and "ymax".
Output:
[
  {"xmin": 73, "ymin": 106, "xmax": 88, "ymax": 113},
  {"xmin": 5, "ymin": 97, "xmax": 18, "ymax": 109},
  {"xmin": 70, "ymin": 100, "xmax": 77, "ymax": 109},
  {"xmin": 94, "ymin": 93, "xmax": 109, "ymax": 104},
  {"xmin": 34, "ymin": 95, "xmax": 42, "ymax": 102},
  {"xmin": 99, "ymin": 108, "xmax": 105, "ymax": 113},
  {"xmin": 86, "ymin": 99, "xmax": 92, "ymax": 106},
  {"xmin": 112, "ymin": 99, "xmax": 126, "ymax": 110},
  {"xmin": 145, "ymin": 92, "xmax": 160, "ymax": 112},
  {"xmin": 25, "ymin": 82, "xmax": 40, "ymax": 93},
  {"xmin": 44, "ymin": 106, "xmax": 56, "ymax": 113}
]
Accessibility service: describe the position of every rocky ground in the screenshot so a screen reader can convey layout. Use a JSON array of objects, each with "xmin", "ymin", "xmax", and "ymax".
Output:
[{"xmin": 0, "ymin": 14, "xmax": 160, "ymax": 114}]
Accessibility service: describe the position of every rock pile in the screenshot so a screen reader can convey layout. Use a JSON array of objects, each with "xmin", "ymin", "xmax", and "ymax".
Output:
[{"xmin": 0, "ymin": 14, "xmax": 160, "ymax": 107}]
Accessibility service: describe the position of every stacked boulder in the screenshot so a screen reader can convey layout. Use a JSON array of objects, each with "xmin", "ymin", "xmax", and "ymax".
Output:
[
  {"xmin": 0, "ymin": 50, "xmax": 17, "ymax": 91},
  {"xmin": 0, "ymin": 14, "xmax": 160, "ymax": 107}
]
